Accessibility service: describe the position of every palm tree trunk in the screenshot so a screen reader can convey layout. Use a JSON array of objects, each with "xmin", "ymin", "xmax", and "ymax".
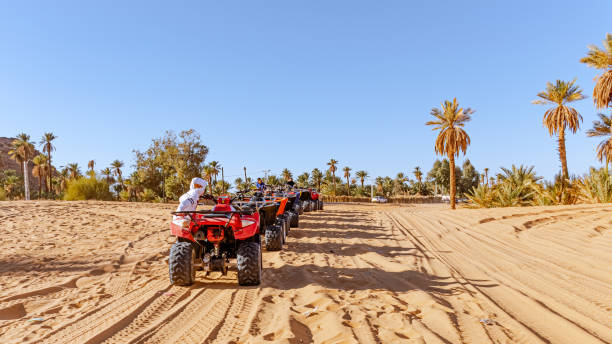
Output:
[
  {"xmin": 38, "ymin": 175, "xmax": 42, "ymax": 199},
  {"xmin": 558, "ymin": 127, "xmax": 569, "ymax": 180},
  {"xmin": 449, "ymin": 154, "xmax": 456, "ymax": 210},
  {"xmin": 360, "ymin": 179, "xmax": 364, "ymax": 189},
  {"xmin": 23, "ymin": 160, "xmax": 30, "ymax": 200},
  {"xmin": 47, "ymin": 150, "xmax": 52, "ymax": 198},
  {"xmin": 332, "ymin": 172, "xmax": 336, "ymax": 195},
  {"xmin": 346, "ymin": 177, "xmax": 350, "ymax": 195}
]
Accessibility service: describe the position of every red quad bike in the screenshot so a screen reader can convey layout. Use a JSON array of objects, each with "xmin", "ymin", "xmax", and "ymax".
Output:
[
  {"xmin": 311, "ymin": 189, "xmax": 323, "ymax": 211},
  {"xmin": 169, "ymin": 194, "xmax": 267, "ymax": 286},
  {"xmin": 233, "ymin": 191, "xmax": 285, "ymax": 252}
]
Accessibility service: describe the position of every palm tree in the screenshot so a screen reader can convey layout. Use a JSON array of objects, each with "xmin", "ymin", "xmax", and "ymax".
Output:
[
  {"xmin": 59, "ymin": 167, "xmax": 70, "ymax": 193},
  {"xmin": 533, "ymin": 79, "xmax": 585, "ymax": 180},
  {"xmin": 311, "ymin": 168, "xmax": 323, "ymax": 190},
  {"xmin": 10, "ymin": 134, "xmax": 35, "ymax": 200},
  {"xmin": 327, "ymin": 159, "xmax": 338, "ymax": 195},
  {"xmin": 426, "ymin": 98, "xmax": 474, "ymax": 209},
  {"xmin": 67, "ymin": 163, "xmax": 81, "ymax": 179},
  {"xmin": 343, "ymin": 166, "xmax": 351, "ymax": 195},
  {"xmin": 234, "ymin": 177, "xmax": 244, "ymax": 191},
  {"xmin": 297, "ymin": 172, "xmax": 310, "ymax": 187},
  {"xmin": 101, "ymin": 167, "xmax": 115, "ymax": 184},
  {"xmin": 88, "ymin": 160, "xmax": 95, "ymax": 172},
  {"xmin": 281, "ymin": 168, "xmax": 292, "ymax": 181},
  {"xmin": 111, "ymin": 160, "xmax": 124, "ymax": 189},
  {"xmin": 484, "ymin": 168, "xmax": 490, "ymax": 186},
  {"xmin": 413, "ymin": 167, "xmax": 422, "ymax": 183},
  {"xmin": 586, "ymin": 112, "xmax": 612, "ymax": 169},
  {"xmin": 355, "ymin": 170, "xmax": 368, "ymax": 189},
  {"xmin": 580, "ymin": 33, "xmax": 612, "ymax": 109},
  {"xmin": 209, "ymin": 161, "xmax": 221, "ymax": 184},
  {"xmin": 202, "ymin": 164, "xmax": 215, "ymax": 194},
  {"xmin": 40, "ymin": 132, "xmax": 57, "ymax": 196},
  {"xmin": 32, "ymin": 154, "xmax": 48, "ymax": 199},
  {"xmin": 396, "ymin": 172, "xmax": 407, "ymax": 195}
]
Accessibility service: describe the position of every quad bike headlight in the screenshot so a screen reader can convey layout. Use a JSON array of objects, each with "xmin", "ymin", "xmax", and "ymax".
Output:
[{"xmin": 241, "ymin": 220, "xmax": 255, "ymax": 227}]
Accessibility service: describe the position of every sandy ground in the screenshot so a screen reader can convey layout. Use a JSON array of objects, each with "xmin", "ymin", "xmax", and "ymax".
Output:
[{"xmin": 0, "ymin": 201, "xmax": 611, "ymax": 344}]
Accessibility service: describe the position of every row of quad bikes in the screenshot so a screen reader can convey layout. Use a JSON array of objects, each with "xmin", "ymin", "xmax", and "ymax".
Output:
[{"xmin": 169, "ymin": 188, "xmax": 323, "ymax": 286}]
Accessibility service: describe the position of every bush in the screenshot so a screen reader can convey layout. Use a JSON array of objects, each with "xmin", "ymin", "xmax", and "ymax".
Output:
[
  {"xmin": 64, "ymin": 177, "xmax": 113, "ymax": 201},
  {"xmin": 119, "ymin": 190, "xmax": 130, "ymax": 201},
  {"xmin": 141, "ymin": 188, "xmax": 157, "ymax": 202},
  {"xmin": 0, "ymin": 188, "xmax": 6, "ymax": 201},
  {"xmin": 577, "ymin": 167, "xmax": 612, "ymax": 203}
]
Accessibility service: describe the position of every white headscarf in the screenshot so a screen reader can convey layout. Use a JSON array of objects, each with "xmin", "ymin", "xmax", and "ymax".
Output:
[{"xmin": 176, "ymin": 177, "xmax": 208, "ymax": 212}]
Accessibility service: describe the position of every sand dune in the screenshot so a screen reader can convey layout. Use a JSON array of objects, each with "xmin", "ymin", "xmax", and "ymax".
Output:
[{"xmin": 0, "ymin": 201, "xmax": 610, "ymax": 343}]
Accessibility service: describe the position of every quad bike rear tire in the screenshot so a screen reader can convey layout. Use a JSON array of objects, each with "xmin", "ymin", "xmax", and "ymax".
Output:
[
  {"xmin": 237, "ymin": 242, "xmax": 262, "ymax": 286},
  {"xmin": 169, "ymin": 241, "xmax": 196, "ymax": 286},
  {"xmin": 276, "ymin": 217, "xmax": 287, "ymax": 244},
  {"xmin": 303, "ymin": 201, "xmax": 311, "ymax": 212},
  {"xmin": 290, "ymin": 211, "xmax": 299, "ymax": 228},
  {"xmin": 298, "ymin": 203, "xmax": 304, "ymax": 215},
  {"xmin": 265, "ymin": 225, "xmax": 283, "ymax": 251},
  {"xmin": 312, "ymin": 200, "xmax": 318, "ymax": 212},
  {"xmin": 318, "ymin": 200, "xmax": 323, "ymax": 210}
]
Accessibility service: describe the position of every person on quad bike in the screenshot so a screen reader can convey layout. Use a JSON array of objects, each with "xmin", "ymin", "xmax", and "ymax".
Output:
[
  {"xmin": 286, "ymin": 177, "xmax": 295, "ymax": 188},
  {"xmin": 175, "ymin": 177, "xmax": 208, "ymax": 214},
  {"xmin": 256, "ymin": 178, "xmax": 266, "ymax": 192}
]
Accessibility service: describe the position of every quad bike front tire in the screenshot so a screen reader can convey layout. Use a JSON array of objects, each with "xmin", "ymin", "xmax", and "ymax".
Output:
[
  {"xmin": 318, "ymin": 200, "xmax": 323, "ymax": 210},
  {"xmin": 303, "ymin": 201, "xmax": 311, "ymax": 212},
  {"xmin": 169, "ymin": 241, "xmax": 196, "ymax": 286},
  {"xmin": 237, "ymin": 242, "xmax": 262, "ymax": 286},
  {"xmin": 265, "ymin": 225, "xmax": 283, "ymax": 251},
  {"xmin": 298, "ymin": 204, "xmax": 304, "ymax": 215}
]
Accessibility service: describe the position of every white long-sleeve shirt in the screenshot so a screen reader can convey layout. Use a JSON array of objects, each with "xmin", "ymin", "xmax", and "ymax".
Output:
[{"xmin": 175, "ymin": 177, "xmax": 208, "ymax": 213}]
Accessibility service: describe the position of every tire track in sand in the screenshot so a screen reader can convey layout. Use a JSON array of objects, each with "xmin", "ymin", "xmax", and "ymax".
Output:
[{"xmin": 35, "ymin": 279, "xmax": 168, "ymax": 344}]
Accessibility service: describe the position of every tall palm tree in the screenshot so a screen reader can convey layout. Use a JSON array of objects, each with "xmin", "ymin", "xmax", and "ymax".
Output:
[
  {"xmin": 101, "ymin": 167, "xmax": 115, "ymax": 184},
  {"xmin": 111, "ymin": 160, "xmax": 124, "ymax": 189},
  {"xmin": 343, "ymin": 166, "xmax": 351, "ymax": 195},
  {"xmin": 580, "ymin": 33, "xmax": 612, "ymax": 109},
  {"xmin": 413, "ymin": 167, "xmax": 422, "ymax": 183},
  {"xmin": 426, "ymin": 98, "xmax": 474, "ymax": 209},
  {"xmin": 484, "ymin": 168, "xmax": 489, "ymax": 186},
  {"xmin": 67, "ymin": 163, "xmax": 81, "ymax": 179},
  {"xmin": 586, "ymin": 112, "xmax": 612, "ymax": 169},
  {"xmin": 10, "ymin": 134, "xmax": 35, "ymax": 200},
  {"xmin": 88, "ymin": 160, "xmax": 95, "ymax": 172},
  {"xmin": 281, "ymin": 168, "xmax": 292, "ymax": 181},
  {"xmin": 311, "ymin": 168, "xmax": 323, "ymax": 191},
  {"xmin": 202, "ymin": 164, "xmax": 215, "ymax": 194},
  {"xmin": 40, "ymin": 132, "xmax": 57, "ymax": 196},
  {"xmin": 327, "ymin": 159, "xmax": 338, "ymax": 195},
  {"xmin": 208, "ymin": 161, "xmax": 221, "ymax": 185},
  {"xmin": 355, "ymin": 170, "xmax": 368, "ymax": 189},
  {"xmin": 32, "ymin": 154, "xmax": 48, "ymax": 199},
  {"xmin": 533, "ymin": 79, "xmax": 585, "ymax": 180}
]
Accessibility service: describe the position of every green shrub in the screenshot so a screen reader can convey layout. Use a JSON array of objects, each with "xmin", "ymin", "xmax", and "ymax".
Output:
[
  {"xmin": 119, "ymin": 190, "xmax": 130, "ymax": 201},
  {"xmin": 141, "ymin": 188, "xmax": 157, "ymax": 202},
  {"xmin": 577, "ymin": 167, "xmax": 612, "ymax": 203},
  {"xmin": 64, "ymin": 177, "xmax": 113, "ymax": 201},
  {"xmin": 0, "ymin": 188, "xmax": 6, "ymax": 201}
]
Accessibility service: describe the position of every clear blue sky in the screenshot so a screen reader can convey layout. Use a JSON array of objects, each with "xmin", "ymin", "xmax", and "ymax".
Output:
[{"xmin": 2, "ymin": 1, "xmax": 611, "ymax": 181}]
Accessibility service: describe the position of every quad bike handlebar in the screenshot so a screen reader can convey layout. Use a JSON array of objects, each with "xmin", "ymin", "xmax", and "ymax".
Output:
[{"xmin": 171, "ymin": 209, "xmax": 255, "ymax": 216}]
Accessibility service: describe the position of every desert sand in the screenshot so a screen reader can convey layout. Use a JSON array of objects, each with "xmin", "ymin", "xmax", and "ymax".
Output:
[{"xmin": 0, "ymin": 201, "xmax": 610, "ymax": 343}]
